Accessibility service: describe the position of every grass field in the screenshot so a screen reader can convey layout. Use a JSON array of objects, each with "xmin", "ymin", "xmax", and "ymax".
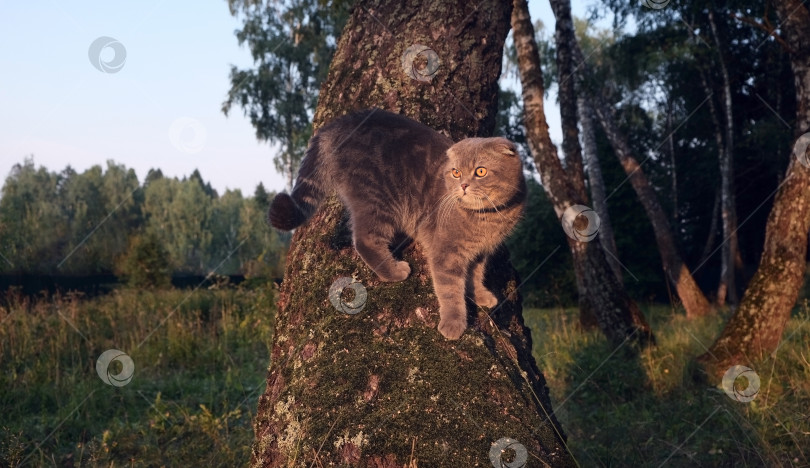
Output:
[
  {"xmin": 0, "ymin": 285, "xmax": 276, "ymax": 467},
  {"xmin": 1, "ymin": 286, "xmax": 808, "ymax": 466},
  {"xmin": 525, "ymin": 303, "xmax": 810, "ymax": 466}
]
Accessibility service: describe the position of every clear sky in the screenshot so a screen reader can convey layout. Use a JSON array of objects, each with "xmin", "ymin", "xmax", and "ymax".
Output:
[{"xmin": 0, "ymin": 1, "xmax": 600, "ymax": 196}]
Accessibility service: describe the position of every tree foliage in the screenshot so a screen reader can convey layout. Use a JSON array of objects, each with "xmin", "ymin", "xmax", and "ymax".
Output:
[
  {"xmin": 0, "ymin": 157, "xmax": 288, "ymax": 280},
  {"xmin": 223, "ymin": 0, "xmax": 350, "ymax": 190}
]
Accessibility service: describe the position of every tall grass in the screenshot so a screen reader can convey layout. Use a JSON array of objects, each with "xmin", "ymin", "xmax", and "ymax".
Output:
[
  {"xmin": 2, "ymin": 287, "xmax": 809, "ymax": 466},
  {"xmin": 525, "ymin": 304, "xmax": 810, "ymax": 466},
  {"xmin": 0, "ymin": 284, "xmax": 276, "ymax": 467}
]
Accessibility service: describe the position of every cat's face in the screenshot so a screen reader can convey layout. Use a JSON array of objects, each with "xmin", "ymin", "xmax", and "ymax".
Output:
[{"xmin": 444, "ymin": 137, "xmax": 524, "ymax": 211}]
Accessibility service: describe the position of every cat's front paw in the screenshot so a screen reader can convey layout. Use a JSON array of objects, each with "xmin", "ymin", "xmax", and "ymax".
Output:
[
  {"xmin": 438, "ymin": 317, "xmax": 467, "ymax": 340},
  {"xmin": 475, "ymin": 288, "xmax": 498, "ymax": 309},
  {"xmin": 378, "ymin": 261, "xmax": 411, "ymax": 282}
]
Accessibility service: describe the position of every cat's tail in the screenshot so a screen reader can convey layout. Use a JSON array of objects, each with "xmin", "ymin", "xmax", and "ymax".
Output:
[{"xmin": 267, "ymin": 134, "xmax": 327, "ymax": 231}]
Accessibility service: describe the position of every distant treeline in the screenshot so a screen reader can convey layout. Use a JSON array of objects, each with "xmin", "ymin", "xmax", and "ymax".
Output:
[{"xmin": 0, "ymin": 157, "xmax": 288, "ymax": 285}]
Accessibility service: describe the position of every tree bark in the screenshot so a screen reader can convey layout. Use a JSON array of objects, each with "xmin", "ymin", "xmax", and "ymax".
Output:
[
  {"xmin": 708, "ymin": 10, "xmax": 741, "ymax": 307},
  {"xmin": 696, "ymin": 0, "xmax": 810, "ymax": 383},
  {"xmin": 550, "ymin": 0, "xmax": 586, "ymax": 202},
  {"xmin": 579, "ymin": 97, "xmax": 622, "ymax": 282},
  {"xmin": 251, "ymin": 1, "xmax": 575, "ymax": 466},
  {"xmin": 548, "ymin": 0, "xmax": 603, "ymax": 329},
  {"xmin": 512, "ymin": 0, "xmax": 652, "ymax": 346}
]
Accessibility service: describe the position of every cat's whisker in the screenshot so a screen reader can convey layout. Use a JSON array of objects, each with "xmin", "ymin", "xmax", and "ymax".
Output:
[
  {"xmin": 483, "ymin": 193, "xmax": 510, "ymax": 222},
  {"xmin": 435, "ymin": 197, "xmax": 449, "ymax": 229},
  {"xmin": 443, "ymin": 197, "xmax": 460, "ymax": 228},
  {"xmin": 425, "ymin": 194, "xmax": 448, "ymax": 229},
  {"xmin": 435, "ymin": 194, "xmax": 457, "ymax": 230},
  {"xmin": 423, "ymin": 192, "xmax": 455, "ymax": 232},
  {"xmin": 429, "ymin": 192, "xmax": 451, "ymax": 214},
  {"xmin": 484, "ymin": 177, "xmax": 525, "ymax": 193}
]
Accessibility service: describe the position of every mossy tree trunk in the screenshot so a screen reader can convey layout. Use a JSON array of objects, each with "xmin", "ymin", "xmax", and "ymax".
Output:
[
  {"xmin": 511, "ymin": 0, "xmax": 653, "ymax": 347},
  {"xmin": 696, "ymin": 0, "xmax": 810, "ymax": 383},
  {"xmin": 250, "ymin": 1, "xmax": 575, "ymax": 466}
]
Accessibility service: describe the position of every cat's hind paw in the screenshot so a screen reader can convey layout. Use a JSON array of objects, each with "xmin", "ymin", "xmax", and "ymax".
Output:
[
  {"xmin": 475, "ymin": 289, "xmax": 498, "ymax": 309},
  {"xmin": 438, "ymin": 318, "xmax": 466, "ymax": 340}
]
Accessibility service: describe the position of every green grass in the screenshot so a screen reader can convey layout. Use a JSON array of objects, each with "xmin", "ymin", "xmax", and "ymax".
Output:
[
  {"xmin": 2, "ymin": 288, "xmax": 809, "ymax": 467},
  {"xmin": 524, "ymin": 304, "xmax": 810, "ymax": 467},
  {"xmin": 0, "ymin": 284, "xmax": 276, "ymax": 467}
]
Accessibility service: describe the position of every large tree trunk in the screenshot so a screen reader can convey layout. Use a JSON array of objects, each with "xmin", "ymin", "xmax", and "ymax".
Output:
[
  {"xmin": 696, "ymin": 0, "xmax": 810, "ymax": 383},
  {"xmin": 512, "ymin": 0, "xmax": 653, "ymax": 346},
  {"xmin": 251, "ymin": 1, "xmax": 575, "ymax": 466},
  {"xmin": 552, "ymin": 0, "xmax": 713, "ymax": 318},
  {"xmin": 579, "ymin": 97, "xmax": 622, "ymax": 282}
]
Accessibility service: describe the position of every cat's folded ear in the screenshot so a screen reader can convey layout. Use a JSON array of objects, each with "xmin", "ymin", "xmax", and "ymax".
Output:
[{"xmin": 491, "ymin": 137, "xmax": 517, "ymax": 156}]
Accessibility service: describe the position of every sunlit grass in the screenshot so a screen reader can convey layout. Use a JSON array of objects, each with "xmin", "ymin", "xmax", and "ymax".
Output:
[{"xmin": 524, "ymin": 304, "xmax": 810, "ymax": 466}]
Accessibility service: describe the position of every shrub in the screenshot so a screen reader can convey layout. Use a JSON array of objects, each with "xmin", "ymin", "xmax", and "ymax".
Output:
[{"xmin": 116, "ymin": 232, "xmax": 171, "ymax": 288}]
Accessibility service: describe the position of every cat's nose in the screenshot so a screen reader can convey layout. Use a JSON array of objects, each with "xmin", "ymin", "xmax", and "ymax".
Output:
[{"xmin": 461, "ymin": 183, "xmax": 469, "ymax": 192}]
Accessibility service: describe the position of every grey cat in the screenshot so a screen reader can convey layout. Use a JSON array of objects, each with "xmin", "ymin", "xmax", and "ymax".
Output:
[{"xmin": 268, "ymin": 109, "xmax": 526, "ymax": 340}]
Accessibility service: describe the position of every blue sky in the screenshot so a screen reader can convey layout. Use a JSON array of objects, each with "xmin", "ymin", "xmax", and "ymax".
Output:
[{"xmin": 0, "ymin": 1, "xmax": 598, "ymax": 196}]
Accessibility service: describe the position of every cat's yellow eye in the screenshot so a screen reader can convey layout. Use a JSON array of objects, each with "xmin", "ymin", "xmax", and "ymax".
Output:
[
  {"xmin": 451, "ymin": 168, "xmax": 461, "ymax": 178},
  {"xmin": 475, "ymin": 167, "xmax": 487, "ymax": 177}
]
